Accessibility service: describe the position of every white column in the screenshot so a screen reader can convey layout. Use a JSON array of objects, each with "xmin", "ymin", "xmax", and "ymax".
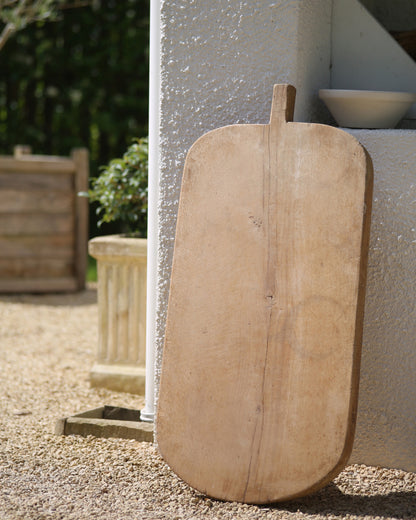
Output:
[{"xmin": 140, "ymin": 0, "xmax": 161, "ymax": 423}]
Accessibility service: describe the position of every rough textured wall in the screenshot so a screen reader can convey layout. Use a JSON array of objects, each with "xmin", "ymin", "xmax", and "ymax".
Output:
[
  {"xmin": 296, "ymin": 2, "xmax": 333, "ymax": 123},
  {"xmin": 155, "ymin": 1, "xmax": 416, "ymax": 472},
  {"xmin": 347, "ymin": 130, "xmax": 416, "ymax": 473},
  {"xmin": 155, "ymin": 0, "xmax": 332, "ymax": 416},
  {"xmin": 331, "ymin": 0, "xmax": 416, "ymax": 98}
]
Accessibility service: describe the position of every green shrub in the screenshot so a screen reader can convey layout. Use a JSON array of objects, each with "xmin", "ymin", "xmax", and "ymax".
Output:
[{"xmin": 83, "ymin": 137, "xmax": 148, "ymax": 237}]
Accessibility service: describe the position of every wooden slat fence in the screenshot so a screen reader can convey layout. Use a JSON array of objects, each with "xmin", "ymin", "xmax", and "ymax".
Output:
[{"xmin": 0, "ymin": 146, "xmax": 89, "ymax": 293}]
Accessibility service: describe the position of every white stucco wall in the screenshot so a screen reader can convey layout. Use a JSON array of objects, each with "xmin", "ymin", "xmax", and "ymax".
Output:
[
  {"xmin": 154, "ymin": 0, "xmax": 332, "ymax": 415},
  {"xmin": 347, "ymin": 130, "xmax": 416, "ymax": 472},
  {"xmin": 152, "ymin": 0, "xmax": 416, "ymax": 472}
]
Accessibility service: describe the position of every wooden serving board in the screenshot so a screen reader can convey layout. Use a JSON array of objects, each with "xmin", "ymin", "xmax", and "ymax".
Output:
[{"xmin": 157, "ymin": 85, "xmax": 373, "ymax": 504}]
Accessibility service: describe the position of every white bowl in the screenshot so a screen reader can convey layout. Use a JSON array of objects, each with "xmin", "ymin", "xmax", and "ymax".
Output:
[{"xmin": 319, "ymin": 89, "xmax": 416, "ymax": 129}]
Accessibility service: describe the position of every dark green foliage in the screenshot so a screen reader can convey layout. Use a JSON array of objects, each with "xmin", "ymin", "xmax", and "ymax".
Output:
[
  {"xmin": 0, "ymin": 0, "xmax": 63, "ymax": 39},
  {"xmin": 84, "ymin": 137, "xmax": 148, "ymax": 236},
  {"xmin": 0, "ymin": 0, "xmax": 149, "ymax": 235}
]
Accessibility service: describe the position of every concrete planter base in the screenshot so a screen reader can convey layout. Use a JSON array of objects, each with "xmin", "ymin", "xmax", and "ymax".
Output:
[
  {"xmin": 88, "ymin": 235, "xmax": 147, "ymax": 394},
  {"xmin": 55, "ymin": 406, "xmax": 153, "ymax": 441}
]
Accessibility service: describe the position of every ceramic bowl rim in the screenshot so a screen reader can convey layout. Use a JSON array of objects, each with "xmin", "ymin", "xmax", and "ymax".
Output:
[{"xmin": 319, "ymin": 89, "xmax": 416, "ymax": 103}]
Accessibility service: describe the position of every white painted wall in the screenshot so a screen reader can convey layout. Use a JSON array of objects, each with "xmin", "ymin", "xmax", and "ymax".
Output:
[
  {"xmin": 331, "ymin": 0, "xmax": 416, "ymax": 119},
  {"xmin": 153, "ymin": 0, "xmax": 332, "ymax": 420},
  {"xmin": 347, "ymin": 130, "xmax": 416, "ymax": 472},
  {"xmin": 151, "ymin": 0, "xmax": 416, "ymax": 472},
  {"xmin": 330, "ymin": 0, "xmax": 416, "ymax": 471}
]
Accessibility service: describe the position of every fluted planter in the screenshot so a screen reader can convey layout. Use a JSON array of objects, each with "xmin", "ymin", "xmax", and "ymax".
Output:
[{"xmin": 88, "ymin": 235, "xmax": 147, "ymax": 394}]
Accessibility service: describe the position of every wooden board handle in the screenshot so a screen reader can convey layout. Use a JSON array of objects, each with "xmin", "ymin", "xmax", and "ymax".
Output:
[{"xmin": 269, "ymin": 84, "xmax": 296, "ymax": 127}]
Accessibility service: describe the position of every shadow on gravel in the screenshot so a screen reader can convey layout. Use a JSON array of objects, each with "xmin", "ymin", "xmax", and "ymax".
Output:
[
  {"xmin": 276, "ymin": 483, "xmax": 416, "ymax": 519},
  {"xmin": 0, "ymin": 286, "xmax": 97, "ymax": 307}
]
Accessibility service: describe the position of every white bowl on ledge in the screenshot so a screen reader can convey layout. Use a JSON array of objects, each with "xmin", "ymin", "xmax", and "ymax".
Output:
[{"xmin": 319, "ymin": 89, "xmax": 416, "ymax": 129}]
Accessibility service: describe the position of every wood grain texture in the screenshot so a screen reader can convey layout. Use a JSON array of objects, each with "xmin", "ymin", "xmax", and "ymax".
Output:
[
  {"xmin": 0, "ymin": 214, "xmax": 74, "ymax": 236},
  {"xmin": 0, "ymin": 258, "xmax": 73, "ymax": 278},
  {"xmin": 0, "ymin": 156, "xmax": 75, "ymax": 174},
  {"xmin": 0, "ymin": 172, "xmax": 74, "ymax": 191},
  {"xmin": 0, "ymin": 189, "xmax": 74, "ymax": 213},
  {"xmin": 0, "ymin": 234, "xmax": 74, "ymax": 258},
  {"xmin": 157, "ymin": 85, "xmax": 373, "ymax": 504}
]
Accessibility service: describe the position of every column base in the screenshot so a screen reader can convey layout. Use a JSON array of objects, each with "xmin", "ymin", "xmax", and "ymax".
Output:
[{"xmin": 90, "ymin": 364, "xmax": 146, "ymax": 395}]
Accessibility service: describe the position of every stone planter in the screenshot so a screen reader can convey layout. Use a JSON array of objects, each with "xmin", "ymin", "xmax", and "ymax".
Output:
[{"xmin": 88, "ymin": 235, "xmax": 147, "ymax": 394}]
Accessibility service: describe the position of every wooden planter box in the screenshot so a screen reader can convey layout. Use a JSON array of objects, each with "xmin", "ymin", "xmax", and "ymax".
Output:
[
  {"xmin": 0, "ymin": 146, "xmax": 89, "ymax": 293},
  {"xmin": 88, "ymin": 235, "xmax": 147, "ymax": 394}
]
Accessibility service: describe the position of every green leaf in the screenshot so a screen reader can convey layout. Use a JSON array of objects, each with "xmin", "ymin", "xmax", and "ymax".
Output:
[{"xmin": 87, "ymin": 136, "xmax": 148, "ymax": 235}]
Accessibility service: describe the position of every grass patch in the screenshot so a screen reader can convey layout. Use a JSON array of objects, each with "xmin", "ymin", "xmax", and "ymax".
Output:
[{"xmin": 87, "ymin": 255, "xmax": 97, "ymax": 283}]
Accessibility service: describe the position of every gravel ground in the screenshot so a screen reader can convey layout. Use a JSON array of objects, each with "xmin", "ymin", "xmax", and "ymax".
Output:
[{"xmin": 0, "ymin": 287, "xmax": 415, "ymax": 520}]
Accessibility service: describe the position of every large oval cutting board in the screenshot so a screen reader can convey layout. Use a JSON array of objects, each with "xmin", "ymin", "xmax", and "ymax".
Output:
[{"xmin": 157, "ymin": 85, "xmax": 373, "ymax": 504}]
